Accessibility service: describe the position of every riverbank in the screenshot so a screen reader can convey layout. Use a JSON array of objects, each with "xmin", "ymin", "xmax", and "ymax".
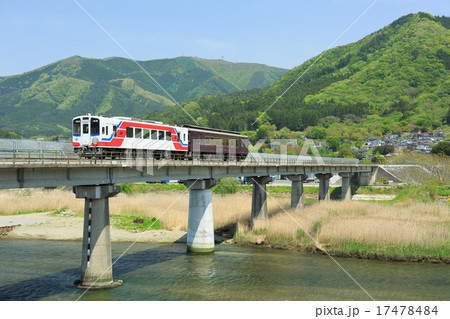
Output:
[
  {"xmin": 0, "ymin": 186, "xmax": 448, "ymax": 263},
  {"xmin": 233, "ymin": 199, "xmax": 449, "ymax": 264},
  {"xmin": 1, "ymin": 212, "xmax": 187, "ymax": 243}
]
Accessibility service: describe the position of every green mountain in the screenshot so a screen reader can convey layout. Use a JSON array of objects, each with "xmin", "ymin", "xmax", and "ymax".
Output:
[
  {"xmin": 148, "ymin": 13, "xmax": 449, "ymax": 138},
  {"xmin": 0, "ymin": 56, "xmax": 287, "ymax": 137}
]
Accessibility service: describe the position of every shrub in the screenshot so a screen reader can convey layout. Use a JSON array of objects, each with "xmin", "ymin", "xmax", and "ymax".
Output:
[
  {"xmin": 213, "ymin": 178, "xmax": 240, "ymax": 194},
  {"xmin": 431, "ymin": 141, "xmax": 450, "ymax": 156}
]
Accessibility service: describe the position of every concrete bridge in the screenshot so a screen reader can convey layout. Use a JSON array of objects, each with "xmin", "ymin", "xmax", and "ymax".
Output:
[{"xmin": 0, "ymin": 151, "xmax": 376, "ymax": 289}]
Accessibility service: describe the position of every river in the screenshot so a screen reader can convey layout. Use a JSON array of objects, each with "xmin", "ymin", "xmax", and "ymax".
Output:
[{"xmin": 0, "ymin": 239, "xmax": 448, "ymax": 301}]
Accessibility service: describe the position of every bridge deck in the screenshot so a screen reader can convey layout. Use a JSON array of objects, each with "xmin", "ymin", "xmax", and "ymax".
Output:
[{"xmin": 0, "ymin": 150, "xmax": 376, "ymax": 189}]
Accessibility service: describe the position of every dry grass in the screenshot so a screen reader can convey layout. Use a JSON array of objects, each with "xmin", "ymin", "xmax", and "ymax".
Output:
[
  {"xmin": 0, "ymin": 189, "xmax": 83, "ymax": 214},
  {"xmin": 1, "ymin": 188, "xmax": 448, "ymax": 260},
  {"xmin": 236, "ymin": 199, "xmax": 450, "ymax": 259},
  {"xmin": 317, "ymin": 201, "xmax": 449, "ymax": 247},
  {"xmin": 109, "ymin": 192, "xmax": 289, "ymax": 230},
  {"xmin": 0, "ymin": 189, "xmax": 289, "ymax": 231}
]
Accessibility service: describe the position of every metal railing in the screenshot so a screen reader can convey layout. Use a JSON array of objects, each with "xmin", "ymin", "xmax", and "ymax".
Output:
[{"xmin": 0, "ymin": 149, "xmax": 363, "ymax": 167}]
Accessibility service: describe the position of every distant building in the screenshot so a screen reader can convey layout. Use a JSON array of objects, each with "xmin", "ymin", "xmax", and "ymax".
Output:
[
  {"xmin": 435, "ymin": 130, "xmax": 445, "ymax": 137},
  {"xmin": 363, "ymin": 139, "xmax": 385, "ymax": 148}
]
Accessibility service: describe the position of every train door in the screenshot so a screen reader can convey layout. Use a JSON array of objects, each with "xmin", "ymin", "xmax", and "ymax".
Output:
[{"xmin": 79, "ymin": 117, "xmax": 91, "ymax": 146}]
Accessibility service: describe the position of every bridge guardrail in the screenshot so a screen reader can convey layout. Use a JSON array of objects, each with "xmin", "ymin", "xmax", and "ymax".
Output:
[{"xmin": 0, "ymin": 149, "xmax": 365, "ymax": 167}]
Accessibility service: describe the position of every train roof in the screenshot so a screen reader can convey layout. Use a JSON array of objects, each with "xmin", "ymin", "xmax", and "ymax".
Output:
[
  {"xmin": 73, "ymin": 115, "xmax": 246, "ymax": 137},
  {"xmin": 182, "ymin": 124, "xmax": 245, "ymax": 137},
  {"xmin": 74, "ymin": 114, "xmax": 164, "ymax": 125}
]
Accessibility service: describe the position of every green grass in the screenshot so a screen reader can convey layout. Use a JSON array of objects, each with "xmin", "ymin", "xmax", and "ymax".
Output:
[
  {"xmin": 334, "ymin": 240, "xmax": 449, "ymax": 262},
  {"xmin": 110, "ymin": 213, "xmax": 165, "ymax": 232},
  {"xmin": 238, "ymin": 185, "xmax": 322, "ymax": 194},
  {"xmin": 119, "ymin": 183, "xmax": 187, "ymax": 194},
  {"xmin": 0, "ymin": 209, "xmax": 48, "ymax": 216}
]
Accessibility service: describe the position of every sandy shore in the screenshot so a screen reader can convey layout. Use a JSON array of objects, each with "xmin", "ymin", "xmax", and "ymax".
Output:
[{"xmin": 2, "ymin": 212, "xmax": 187, "ymax": 243}]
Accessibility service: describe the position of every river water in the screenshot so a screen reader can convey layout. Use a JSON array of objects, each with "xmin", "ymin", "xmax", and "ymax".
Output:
[{"xmin": 0, "ymin": 239, "xmax": 448, "ymax": 301}]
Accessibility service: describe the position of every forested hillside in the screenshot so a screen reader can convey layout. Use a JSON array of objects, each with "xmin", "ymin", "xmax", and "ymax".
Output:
[
  {"xmin": 148, "ymin": 13, "xmax": 449, "ymax": 139},
  {"xmin": 0, "ymin": 56, "xmax": 286, "ymax": 137}
]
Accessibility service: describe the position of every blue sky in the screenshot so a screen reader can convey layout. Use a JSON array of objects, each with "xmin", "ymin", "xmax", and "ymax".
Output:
[{"xmin": 0, "ymin": 0, "xmax": 449, "ymax": 76}]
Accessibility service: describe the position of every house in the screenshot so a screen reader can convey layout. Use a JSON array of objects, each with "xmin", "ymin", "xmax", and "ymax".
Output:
[
  {"xmin": 435, "ymin": 130, "xmax": 445, "ymax": 137},
  {"xmin": 363, "ymin": 139, "xmax": 385, "ymax": 148},
  {"xmin": 415, "ymin": 144, "xmax": 432, "ymax": 153},
  {"xmin": 384, "ymin": 134, "xmax": 399, "ymax": 142}
]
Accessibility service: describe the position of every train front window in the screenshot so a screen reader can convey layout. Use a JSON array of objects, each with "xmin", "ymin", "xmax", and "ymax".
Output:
[
  {"xmin": 73, "ymin": 119, "xmax": 81, "ymax": 135},
  {"xmin": 90, "ymin": 118, "xmax": 100, "ymax": 135},
  {"xmin": 83, "ymin": 124, "xmax": 89, "ymax": 134}
]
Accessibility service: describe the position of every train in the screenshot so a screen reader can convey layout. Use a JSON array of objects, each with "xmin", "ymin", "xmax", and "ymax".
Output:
[{"xmin": 72, "ymin": 114, "xmax": 249, "ymax": 160}]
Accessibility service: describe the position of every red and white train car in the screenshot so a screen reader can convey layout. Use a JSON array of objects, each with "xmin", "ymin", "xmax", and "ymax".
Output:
[{"xmin": 72, "ymin": 114, "xmax": 188, "ymax": 158}]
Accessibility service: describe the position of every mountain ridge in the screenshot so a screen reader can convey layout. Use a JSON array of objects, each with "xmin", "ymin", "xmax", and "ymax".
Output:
[
  {"xmin": 148, "ymin": 12, "xmax": 449, "ymax": 138},
  {"xmin": 0, "ymin": 56, "xmax": 287, "ymax": 137}
]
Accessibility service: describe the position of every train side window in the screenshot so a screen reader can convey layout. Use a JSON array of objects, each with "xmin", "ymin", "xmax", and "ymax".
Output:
[
  {"xmin": 113, "ymin": 126, "xmax": 117, "ymax": 137},
  {"xmin": 151, "ymin": 130, "xmax": 157, "ymax": 140},
  {"xmin": 166, "ymin": 131, "xmax": 171, "ymax": 141},
  {"xmin": 106, "ymin": 126, "xmax": 109, "ymax": 136},
  {"xmin": 83, "ymin": 124, "xmax": 89, "ymax": 134},
  {"xmin": 159, "ymin": 131, "xmax": 165, "ymax": 140},
  {"xmin": 126, "ymin": 127, "xmax": 133, "ymax": 138},
  {"xmin": 135, "ymin": 128, "xmax": 142, "ymax": 139},
  {"xmin": 143, "ymin": 129, "xmax": 150, "ymax": 139},
  {"xmin": 102, "ymin": 127, "xmax": 105, "ymax": 134},
  {"xmin": 177, "ymin": 132, "xmax": 181, "ymax": 142}
]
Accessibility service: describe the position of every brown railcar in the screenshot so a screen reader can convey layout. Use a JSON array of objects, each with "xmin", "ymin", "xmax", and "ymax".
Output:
[{"xmin": 185, "ymin": 125, "xmax": 249, "ymax": 160}]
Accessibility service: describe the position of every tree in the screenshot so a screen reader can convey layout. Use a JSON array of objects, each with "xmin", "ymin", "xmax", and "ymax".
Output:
[
  {"xmin": 431, "ymin": 141, "xmax": 450, "ymax": 156},
  {"xmin": 326, "ymin": 136, "xmax": 340, "ymax": 151},
  {"xmin": 374, "ymin": 151, "xmax": 384, "ymax": 163},
  {"xmin": 241, "ymin": 131, "xmax": 257, "ymax": 145},
  {"xmin": 373, "ymin": 144, "xmax": 395, "ymax": 155},
  {"xmin": 338, "ymin": 145, "xmax": 358, "ymax": 158},
  {"xmin": 256, "ymin": 125, "xmax": 268, "ymax": 140},
  {"xmin": 355, "ymin": 139, "xmax": 364, "ymax": 149},
  {"xmin": 0, "ymin": 129, "xmax": 18, "ymax": 139},
  {"xmin": 318, "ymin": 147, "xmax": 336, "ymax": 157},
  {"xmin": 255, "ymin": 112, "xmax": 273, "ymax": 126},
  {"xmin": 276, "ymin": 127, "xmax": 291, "ymax": 139},
  {"xmin": 306, "ymin": 126, "xmax": 327, "ymax": 139}
]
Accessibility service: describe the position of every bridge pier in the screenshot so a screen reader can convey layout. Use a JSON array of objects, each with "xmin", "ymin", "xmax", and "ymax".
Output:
[
  {"xmin": 317, "ymin": 173, "xmax": 332, "ymax": 201},
  {"xmin": 73, "ymin": 184, "xmax": 122, "ymax": 289},
  {"xmin": 339, "ymin": 172, "xmax": 352, "ymax": 200},
  {"xmin": 183, "ymin": 179, "xmax": 217, "ymax": 254},
  {"xmin": 288, "ymin": 174, "xmax": 308, "ymax": 209},
  {"xmin": 359, "ymin": 171, "xmax": 374, "ymax": 186},
  {"xmin": 249, "ymin": 176, "xmax": 273, "ymax": 223}
]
